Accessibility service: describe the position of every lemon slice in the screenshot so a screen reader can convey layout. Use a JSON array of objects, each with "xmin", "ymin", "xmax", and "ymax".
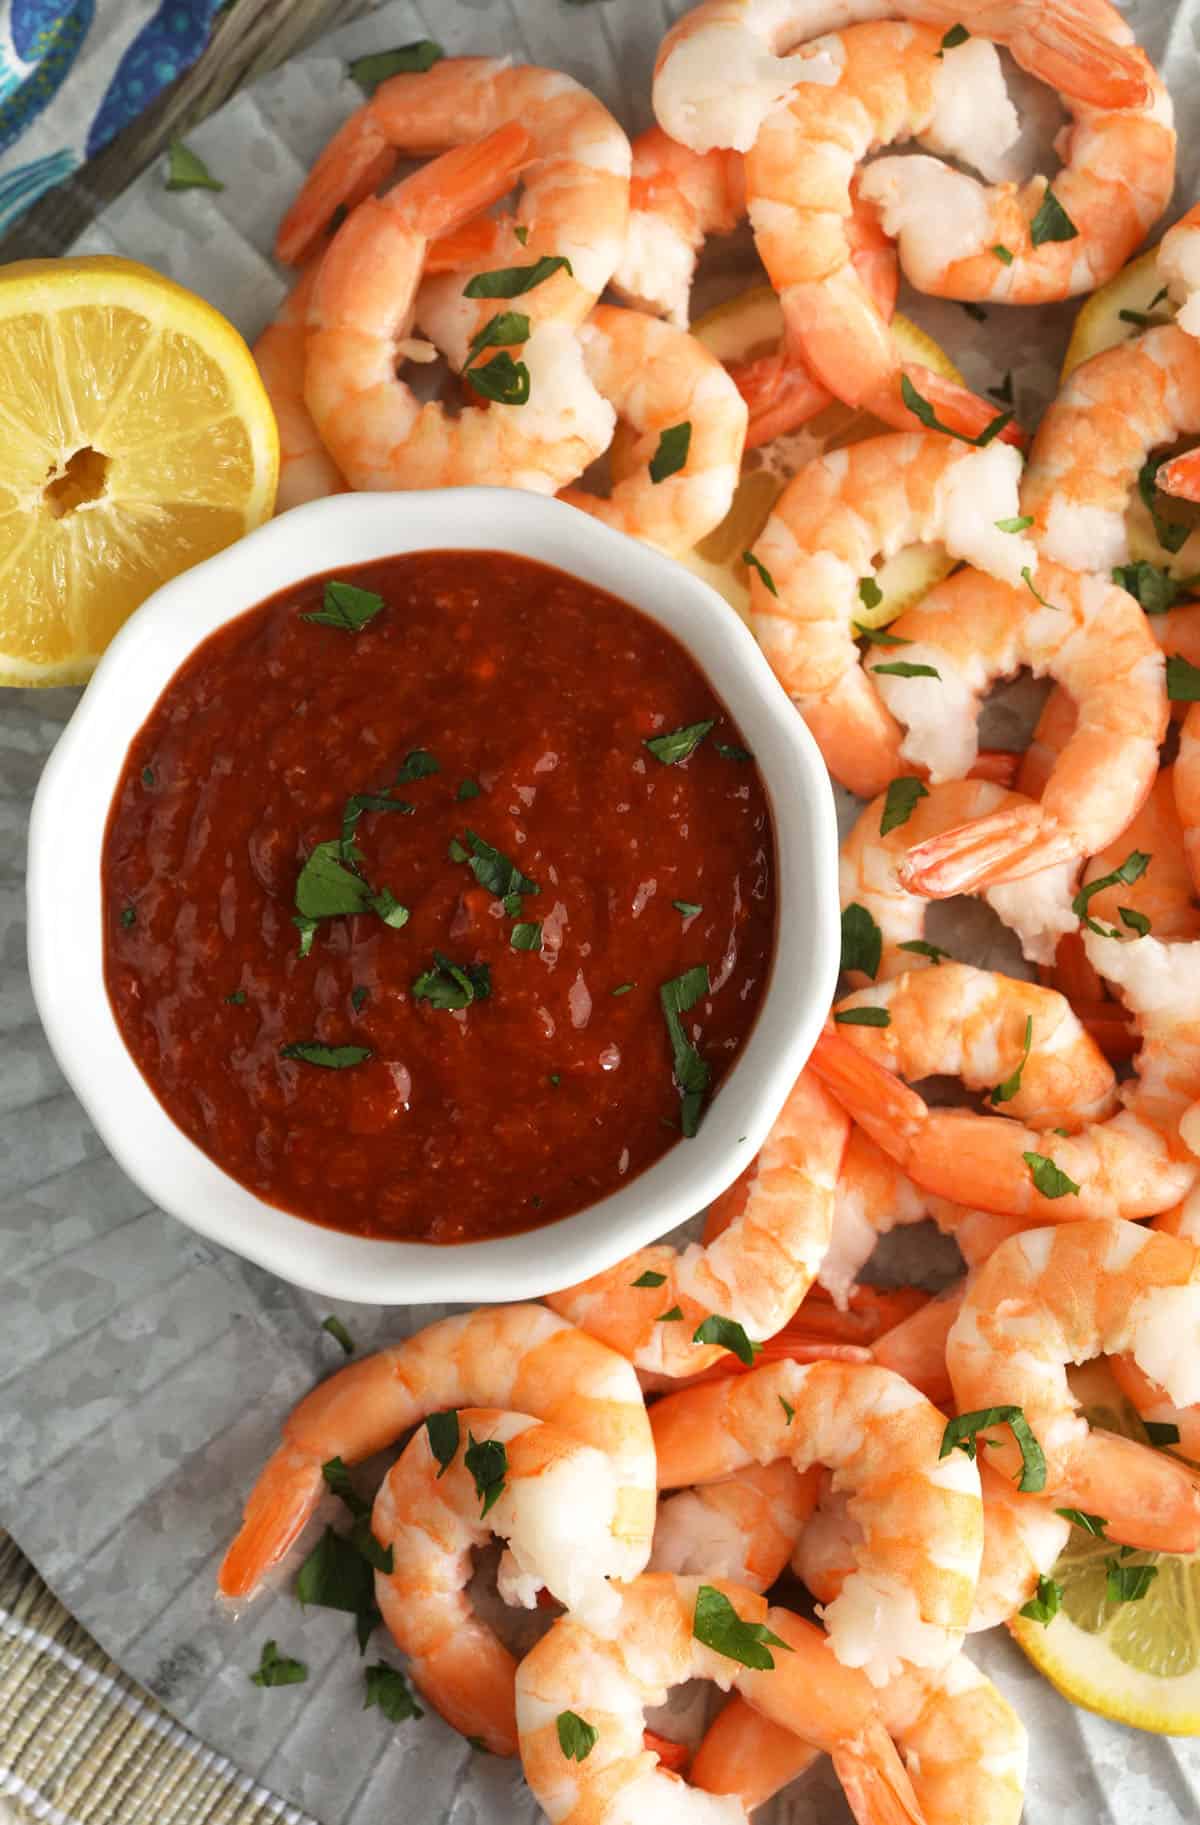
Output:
[
  {"xmin": 0, "ymin": 256, "xmax": 278, "ymax": 686},
  {"xmin": 683, "ymin": 286, "xmax": 960, "ymax": 622},
  {"xmin": 1009, "ymin": 1359, "xmax": 1200, "ymax": 1734},
  {"xmin": 1061, "ymin": 248, "xmax": 1166, "ymax": 380}
]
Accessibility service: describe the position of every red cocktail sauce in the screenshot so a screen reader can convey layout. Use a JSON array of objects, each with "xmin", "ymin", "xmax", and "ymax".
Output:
[{"xmin": 102, "ymin": 551, "xmax": 777, "ymax": 1243}]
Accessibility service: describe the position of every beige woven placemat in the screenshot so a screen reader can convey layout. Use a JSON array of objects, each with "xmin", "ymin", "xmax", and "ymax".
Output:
[{"xmin": 0, "ymin": 1532, "xmax": 319, "ymax": 1825}]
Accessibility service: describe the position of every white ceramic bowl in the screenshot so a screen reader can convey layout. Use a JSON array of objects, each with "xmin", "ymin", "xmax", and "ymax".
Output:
[{"xmin": 28, "ymin": 489, "xmax": 838, "ymax": 1305}]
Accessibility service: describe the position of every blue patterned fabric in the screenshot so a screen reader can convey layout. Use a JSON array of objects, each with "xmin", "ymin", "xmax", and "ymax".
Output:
[{"xmin": 0, "ymin": 0, "xmax": 221, "ymax": 233}]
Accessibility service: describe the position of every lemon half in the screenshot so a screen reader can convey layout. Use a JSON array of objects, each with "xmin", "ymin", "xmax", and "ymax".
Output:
[
  {"xmin": 0, "ymin": 256, "xmax": 278, "ymax": 686},
  {"xmin": 1009, "ymin": 1360, "xmax": 1200, "ymax": 1735},
  {"xmin": 683, "ymin": 285, "xmax": 961, "ymax": 622}
]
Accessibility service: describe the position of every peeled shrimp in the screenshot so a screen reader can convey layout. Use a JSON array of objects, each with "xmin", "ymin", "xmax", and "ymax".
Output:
[
  {"xmin": 303, "ymin": 133, "xmax": 616, "ymax": 495},
  {"xmin": 948, "ymin": 1219, "xmax": 1200, "ymax": 1551},
  {"xmin": 796, "ymin": 1459, "xmax": 1069, "ymax": 1632},
  {"xmin": 650, "ymin": 1460, "xmax": 821, "ymax": 1590},
  {"xmin": 833, "ymin": 961, "xmax": 1117, "ymax": 1128},
  {"xmin": 652, "ymin": 0, "xmax": 1152, "ymax": 156},
  {"xmin": 612, "ymin": 126, "xmax": 746, "ymax": 328},
  {"xmin": 560, "ymin": 305, "xmax": 747, "ymax": 553},
  {"xmin": 216, "ymin": 1305, "xmax": 655, "ymax": 1600},
  {"xmin": 252, "ymin": 266, "xmax": 346, "ymax": 511},
  {"xmin": 515, "ymin": 1573, "xmax": 926, "ymax": 1824},
  {"xmin": 876, "ymin": 564, "xmax": 1166, "ymax": 891},
  {"xmin": 547, "ymin": 1069, "xmax": 848, "ymax": 1376},
  {"xmin": 372, "ymin": 1408, "xmax": 636, "ymax": 1753},
  {"xmin": 747, "ymin": 432, "xmax": 1034, "ymax": 796},
  {"xmin": 841, "ymin": 778, "xmax": 1078, "ymax": 984},
  {"xmin": 1022, "ymin": 321, "xmax": 1200, "ymax": 570},
  {"xmin": 650, "ymin": 1359, "xmax": 983, "ymax": 1683},
  {"xmin": 1082, "ymin": 928, "xmax": 1200, "ymax": 1163},
  {"xmin": 1153, "ymin": 205, "xmax": 1200, "ymax": 498},
  {"xmin": 277, "ymin": 60, "xmax": 629, "ymax": 355},
  {"xmin": 692, "ymin": 1642, "xmax": 1027, "ymax": 1825},
  {"xmin": 810, "ymin": 1022, "xmax": 1197, "ymax": 1223},
  {"xmin": 1177, "ymin": 705, "xmax": 1200, "ymax": 899}
]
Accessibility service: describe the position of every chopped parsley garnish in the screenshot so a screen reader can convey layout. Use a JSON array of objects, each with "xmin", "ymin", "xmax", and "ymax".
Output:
[
  {"xmin": 692, "ymin": 1585, "xmax": 793, "ymax": 1671},
  {"xmin": 321, "ymin": 1315, "xmax": 355, "ymax": 1355},
  {"xmin": 348, "ymin": 39, "xmax": 443, "ymax": 91},
  {"xmin": 426, "ymin": 1411, "xmax": 460, "ymax": 1477},
  {"xmin": 301, "ymin": 579, "xmax": 385, "ymax": 631},
  {"xmin": 900, "ymin": 373, "xmax": 1011, "ymax": 446},
  {"xmin": 1168, "ymin": 655, "xmax": 1200, "ymax": 702},
  {"xmin": 1113, "ymin": 560, "xmax": 1194, "ymax": 616},
  {"xmin": 340, "ymin": 791, "xmax": 414, "ymax": 856},
  {"xmin": 854, "ymin": 622, "xmax": 909, "ymax": 647},
  {"xmin": 1120, "ymin": 905, "xmax": 1151, "ymax": 937},
  {"xmin": 549, "ymin": 1072, "xmax": 561, "ymax": 1087},
  {"xmin": 457, "ymin": 777, "xmax": 482, "ymax": 800},
  {"xmin": 938, "ymin": 22, "xmax": 969, "ymax": 51},
  {"xmin": 280, "ymin": 1042, "xmax": 372, "ymax": 1069},
  {"xmin": 1056, "ymin": 1509, "xmax": 1109, "ymax": 1538},
  {"xmin": 659, "ymin": 965, "xmax": 711, "ymax": 1137},
  {"xmin": 658, "ymin": 1305, "xmax": 684, "ymax": 1323},
  {"xmin": 960, "ymin": 300, "xmax": 987, "ymax": 323},
  {"xmin": 464, "ymin": 309, "xmax": 530, "ymax": 368},
  {"xmin": 992, "ymin": 244, "xmax": 1014, "ymax": 266},
  {"xmin": 394, "ymin": 749, "xmax": 439, "ymax": 783},
  {"xmin": 879, "ymin": 775, "xmax": 928, "ymax": 836},
  {"xmin": 412, "ymin": 951, "xmax": 491, "ymax": 1012},
  {"xmin": 453, "ymin": 828, "xmax": 538, "ymax": 902},
  {"xmin": 556, "ymin": 1711, "xmax": 599, "ymax": 1761},
  {"xmin": 465, "ymin": 350, "xmax": 531, "ymax": 405},
  {"xmin": 364, "ymin": 1663, "xmax": 424, "ymax": 1722},
  {"xmin": 141, "ymin": 765, "xmax": 156, "ymax": 788},
  {"xmin": 940, "ymin": 1406, "xmax": 1046, "ymax": 1492},
  {"xmin": 463, "ymin": 255, "xmax": 573, "ymax": 299},
  {"xmin": 351, "ymin": 985, "xmax": 369, "ymax": 1012},
  {"xmin": 1018, "ymin": 1575, "xmax": 1062, "ymax": 1625},
  {"xmin": 858, "ymin": 577, "xmax": 884, "ymax": 611},
  {"xmin": 989, "ymin": 1014, "xmax": 1032, "ymax": 1105},
  {"xmin": 833, "ymin": 1005, "xmax": 890, "ymax": 1027},
  {"xmin": 871, "ymin": 660, "xmax": 941, "ymax": 679},
  {"xmin": 673, "ymin": 900, "xmax": 702, "ymax": 918},
  {"xmin": 121, "ymin": 905, "xmax": 136, "ymax": 927},
  {"xmin": 294, "ymin": 916, "xmax": 318, "ymax": 958},
  {"xmin": 225, "ymin": 988, "xmax": 247, "ymax": 1005},
  {"xmin": 464, "ymin": 1433, "xmax": 507, "ymax": 1516},
  {"xmin": 165, "ymin": 139, "xmax": 223, "ymax": 192},
  {"xmin": 897, "ymin": 938, "xmax": 949, "ymax": 964},
  {"xmin": 1023, "ymin": 1151, "xmax": 1081, "ymax": 1199},
  {"xmin": 644, "ymin": 720, "xmax": 714, "ymax": 765},
  {"xmin": 295, "ymin": 1525, "xmax": 380, "ymax": 1652},
  {"xmin": 511, "ymin": 921, "xmax": 543, "ymax": 951},
  {"xmin": 632, "ymin": 1269, "xmax": 667, "ymax": 1287},
  {"xmin": 693, "ymin": 1314, "xmax": 758, "ymax": 1366},
  {"xmin": 996, "ymin": 514, "xmax": 1033, "ymax": 533},
  {"xmin": 1118, "ymin": 307, "xmax": 1171, "ymax": 329},
  {"xmin": 1029, "ymin": 187, "xmax": 1078, "ymax": 247},
  {"xmin": 1072, "ymin": 850, "xmax": 1150, "ymax": 935},
  {"xmin": 989, "ymin": 370, "xmax": 1015, "ymax": 403},
  {"xmin": 840, "ymin": 903, "xmax": 882, "ymax": 979},
  {"xmin": 779, "ymin": 1396, "xmax": 795, "ymax": 1425},
  {"xmin": 1106, "ymin": 1558, "xmax": 1158, "ymax": 1604},
  {"xmin": 611, "ymin": 982, "xmax": 634, "ymax": 996},
  {"xmin": 1021, "ymin": 567, "xmax": 1058, "ymax": 610},
  {"xmin": 714, "ymin": 740, "xmax": 753, "ymax": 761},
  {"xmin": 322, "ymin": 1456, "xmax": 369, "ymax": 1518},
  {"xmin": 1146, "ymin": 1419, "xmax": 1182, "ymax": 1447},
  {"xmin": 650, "ymin": 421, "xmax": 692, "ymax": 483},
  {"xmin": 1138, "ymin": 455, "xmax": 1192, "ymax": 554},
  {"xmin": 250, "ymin": 1640, "xmax": 307, "ymax": 1687},
  {"xmin": 743, "ymin": 551, "xmax": 778, "ymax": 596}
]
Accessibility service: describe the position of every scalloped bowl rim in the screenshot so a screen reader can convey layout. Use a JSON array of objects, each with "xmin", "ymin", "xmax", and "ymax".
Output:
[{"xmin": 27, "ymin": 489, "xmax": 839, "ymax": 1305}]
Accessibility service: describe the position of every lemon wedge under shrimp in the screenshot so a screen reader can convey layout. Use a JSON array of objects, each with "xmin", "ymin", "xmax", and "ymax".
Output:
[
  {"xmin": 679, "ymin": 284, "xmax": 961, "ymax": 623},
  {"xmin": 0, "ymin": 256, "xmax": 278, "ymax": 686},
  {"xmin": 1009, "ymin": 1359, "xmax": 1200, "ymax": 1734}
]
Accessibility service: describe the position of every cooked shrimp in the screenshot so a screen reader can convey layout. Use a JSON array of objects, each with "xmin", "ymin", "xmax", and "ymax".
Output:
[
  {"xmin": 652, "ymin": 0, "xmax": 1151, "ymax": 156},
  {"xmin": 1177, "ymin": 706, "xmax": 1200, "ymax": 899},
  {"xmin": 650, "ymin": 1461, "xmax": 821, "ymax": 1590},
  {"xmin": 860, "ymin": 6, "xmax": 1173, "ymax": 306},
  {"xmin": 747, "ymin": 432, "xmax": 1034, "ymax": 796},
  {"xmin": 832, "ymin": 961, "xmax": 1118, "ymax": 1128},
  {"xmin": 1150, "ymin": 203, "xmax": 1200, "ymax": 496},
  {"xmin": 252, "ymin": 266, "xmax": 345, "ymax": 511},
  {"xmin": 303, "ymin": 133, "xmax": 616, "ymax": 495},
  {"xmin": 216, "ymin": 1305, "xmax": 655, "ymax": 1600},
  {"xmin": 841, "ymin": 778, "xmax": 1078, "ymax": 985},
  {"xmin": 796, "ymin": 1459, "xmax": 1069, "ymax": 1632},
  {"xmin": 871, "ymin": 1282, "xmax": 966, "ymax": 1405},
  {"xmin": 947, "ymin": 1219, "xmax": 1200, "ymax": 1550},
  {"xmin": 559, "ymin": 305, "xmax": 747, "ymax": 553},
  {"xmin": 371, "ymin": 1408, "xmax": 637, "ymax": 1753},
  {"xmin": 1107, "ymin": 1354, "xmax": 1200, "ymax": 1464},
  {"xmin": 1022, "ymin": 323, "xmax": 1200, "ymax": 570},
  {"xmin": 515, "ymin": 1573, "xmax": 926, "ymax": 1823},
  {"xmin": 650, "ymin": 1359, "xmax": 983, "ymax": 1683},
  {"xmin": 611, "ymin": 126, "xmax": 746, "ymax": 328},
  {"xmin": 877, "ymin": 564, "xmax": 1166, "ymax": 890},
  {"xmin": 1081, "ymin": 928, "xmax": 1200, "ymax": 1170},
  {"xmin": 277, "ymin": 60, "xmax": 629, "ymax": 358},
  {"xmin": 693, "ymin": 1643, "xmax": 1026, "ymax": 1825},
  {"xmin": 745, "ymin": 18, "xmax": 1170, "ymax": 418},
  {"xmin": 810, "ymin": 1023, "xmax": 1198, "ymax": 1222},
  {"xmin": 546, "ymin": 1069, "xmax": 848, "ymax": 1376}
]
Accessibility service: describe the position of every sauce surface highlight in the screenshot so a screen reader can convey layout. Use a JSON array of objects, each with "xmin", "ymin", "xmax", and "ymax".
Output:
[{"xmin": 102, "ymin": 550, "xmax": 777, "ymax": 1243}]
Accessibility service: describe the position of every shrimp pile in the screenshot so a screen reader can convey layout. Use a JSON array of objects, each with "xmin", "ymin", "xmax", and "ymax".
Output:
[{"xmin": 215, "ymin": 2, "xmax": 1200, "ymax": 1817}]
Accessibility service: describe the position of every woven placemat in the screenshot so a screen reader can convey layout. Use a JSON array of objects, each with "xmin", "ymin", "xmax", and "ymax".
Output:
[{"xmin": 0, "ymin": 1532, "xmax": 319, "ymax": 1825}]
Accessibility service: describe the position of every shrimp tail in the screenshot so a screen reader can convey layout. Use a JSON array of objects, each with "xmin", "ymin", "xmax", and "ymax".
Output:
[
  {"xmin": 832, "ymin": 1718, "xmax": 926, "ymax": 1825},
  {"xmin": 217, "ymin": 1445, "xmax": 324, "ymax": 1598},
  {"xmin": 1156, "ymin": 449, "xmax": 1200, "ymax": 503},
  {"xmin": 729, "ymin": 350, "xmax": 833, "ymax": 449},
  {"xmin": 871, "ymin": 1286, "xmax": 964, "ymax": 1407},
  {"xmin": 1000, "ymin": 6, "xmax": 1151, "ymax": 111},
  {"xmin": 809, "ymin": 1029, "xmax": 926, "ymax": 1163},
  {"xmin": 899, "ymin": 805, "xmax": 1077, "ymax": 896},
  {"xmin": 276, "ymin": 111, "xmax": 398, "ymax": 265}
]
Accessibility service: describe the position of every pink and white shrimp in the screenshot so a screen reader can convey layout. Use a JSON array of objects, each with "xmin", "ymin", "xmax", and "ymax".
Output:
[
  {"xmin": 252, "ymin": 265, "xmax": 346, "ymax": 511},
  {"xmin": 650, "ymin": 1460, "xmax": 821, "ymax": 1590},
  {"xmin": 746, "ymin": 431, "xmax": 1034, "ymax": 796},
  {"xmin": 947, "ymin": 1219, "xmax": 1200, "ymax": 1551},
  {"xmin": 546, "ymin": 1069, "xmax": 849, "ymax": 1377}
]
